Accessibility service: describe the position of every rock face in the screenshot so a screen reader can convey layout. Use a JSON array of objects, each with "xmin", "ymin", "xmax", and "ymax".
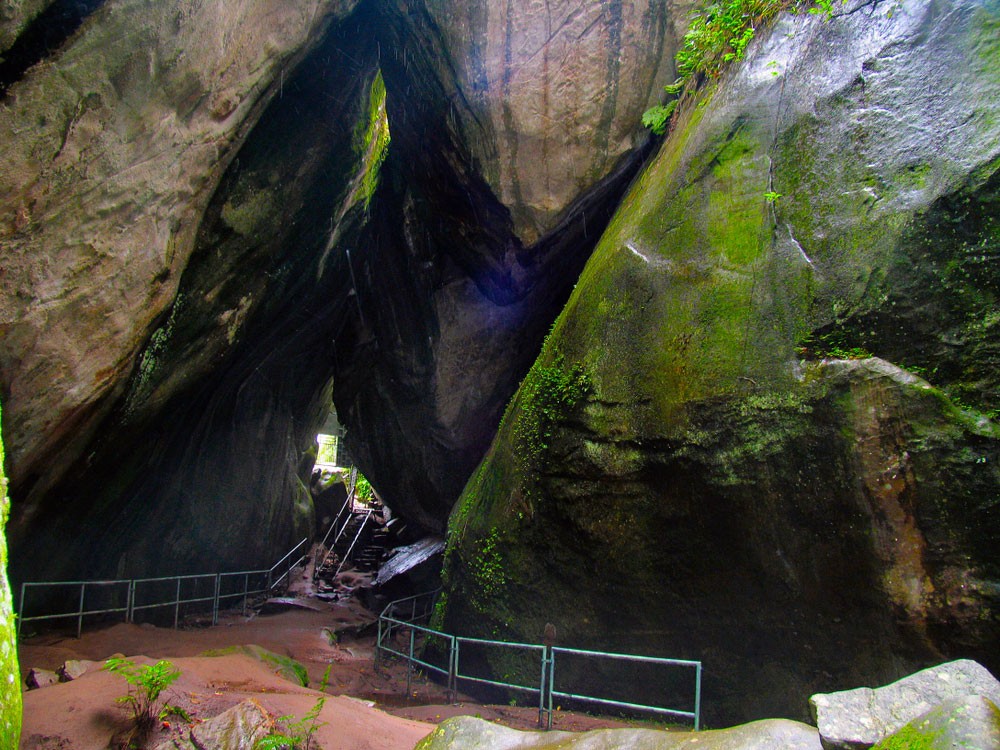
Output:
[
  {"xmin": 810, "ymin": 659, "xmax": 1000, "ymax": 749},
  {"xmin": 333, "ymin": 0, "xmax": 688, "ymax": 529},
  {"xmin": 439, "ymin": 0, "xmax": 1000, "ymax": 725},
  {"xmin": 0, "ymin": 0, "xmax": 686, "ymax": 582},
  {"xmin": 1, "ymin": 0, "xmax": 365, "ymax": 579},
  {"xmin": 418, "ymin": 0, "xmax": 689, "ymax": 244}
]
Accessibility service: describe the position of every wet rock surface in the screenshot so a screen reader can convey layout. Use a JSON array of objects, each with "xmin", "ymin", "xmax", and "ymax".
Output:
[{"xmin": 439, "ymin": 0, "xmax": 1000, "ymax": 725}]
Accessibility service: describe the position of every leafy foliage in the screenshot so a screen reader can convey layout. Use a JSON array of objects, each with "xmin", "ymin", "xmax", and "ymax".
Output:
[
  {"xmin": 104, "ymin": 657, "xmax": 181, "ymax": 749},
  {"xmin": 470, "ymin": 528, "xmax": 507, "ymax": 613},
  {"xmin": 643, "ymin": 0, "xmax": 841, "ymax": 134},
  {"xmin": 641, "ymin": 100, "xmax": 678, "ymax": 136},
  {"xmin": 354, "ymin": 472, "xmax": 374, "ymax": 502}
]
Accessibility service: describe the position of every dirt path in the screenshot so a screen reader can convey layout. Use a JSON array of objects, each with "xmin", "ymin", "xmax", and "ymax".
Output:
[{"xmin": 18, "ymin": 590, "xmax": 664, "ymax": 748}]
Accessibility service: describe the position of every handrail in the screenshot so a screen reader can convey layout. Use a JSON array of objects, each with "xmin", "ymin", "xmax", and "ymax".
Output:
[
  {"xmin": 332, "ymin": 509, "xmax": 372, "ymax": 578},
  {"xmin": 375, "ymin": 592, "xmax": 702, "ymax": 731},
  {"xmin": 314, "ymin": 467, "xmax": 359, "ymax": 577},
  {"xmin": 269, "ymin": 537, "xmax": 309, "ymax": 578},
  {"xmin": 17, "ymin": 537, "xmax": 309, "ymax": 638}
]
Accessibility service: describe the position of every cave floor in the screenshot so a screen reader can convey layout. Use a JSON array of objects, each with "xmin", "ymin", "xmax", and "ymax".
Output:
[{"xmin": 17, "ymin": 572, "xmax": 663, "ymax": 748}]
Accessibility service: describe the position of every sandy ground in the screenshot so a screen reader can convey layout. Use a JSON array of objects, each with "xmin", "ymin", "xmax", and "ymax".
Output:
[{"xmin": 17, "ymin": 580, "xmax": 651, "ymax": 749}]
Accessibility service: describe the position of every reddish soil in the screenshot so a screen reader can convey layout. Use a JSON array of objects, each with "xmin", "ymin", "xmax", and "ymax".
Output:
[{"xmin": 17, "ymin": 574, "xmax": 657, "ymax": 748}]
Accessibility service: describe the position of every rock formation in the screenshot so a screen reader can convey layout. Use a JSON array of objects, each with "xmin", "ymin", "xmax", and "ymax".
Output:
[
  {"xmin": 1, "ymin": 0, "xmax": 684, "ymax": 582},
  {"xmin": 333, "ymin": 0, "xmax": 691, "ymax": 529},
  {"xmin": 438, "ymin": 0, "xmax": 1000, "ymax": 724},
  {"xmin": 1, "ymin": 0, "xmax": 998, "ymax": 728}
]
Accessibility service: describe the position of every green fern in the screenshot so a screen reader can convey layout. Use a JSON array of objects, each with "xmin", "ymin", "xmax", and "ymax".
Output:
[
  {"xmin": 254, "ymin": 666, "xmax": 331, "ymax": 750},
  {"xmin": 104, "ymin": 657, "xmax": 181, "ymax": 749},
  {"xmin": 642, "ymin": 0, "xmax": 846, "ymax": 134}
]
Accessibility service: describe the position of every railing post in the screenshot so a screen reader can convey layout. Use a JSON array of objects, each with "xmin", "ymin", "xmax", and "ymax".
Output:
[
  {"xmin": 17, "ymin": 583, "xmax": 26, "ymax": 639},
  {"xmin": 447, "ymin": 635, "xmax": 457, "ymax": 702},
  {"xmin": 212, "ymin": 574, "xmax": 221, "ymax": 626},
  {"xmin": 547, "ymin": 650, "xmax": 556, "ymax": 729},
  {"xmin": 126, "ymin": 580, "xmax": 134, "ymax": 624},
  {"xmin": 694, "ymin": 662, "xmax": 702, "ymax": 731},
  {"xmin": 76, "ymin": 583, "xmax": 86, "ymax": 639},
  {"xmin": 406, "ymin": 627, "xmax": 414, "ymax": 702},
  {"xmin": 242, "ymin": 573, "xmax": 250, "ymax": 616},
  {"xmin": 173, "ymin": 578, "xmax": 181, "ymax": 629}
]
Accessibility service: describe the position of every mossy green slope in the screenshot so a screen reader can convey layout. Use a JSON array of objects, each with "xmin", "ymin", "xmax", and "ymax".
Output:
[
  {"xmin": 0, "ymin": 400, "xmax": 21, "ymax": 747},
  {"xmin": 200, "ymin": 644, "xmax": 309, "ymax": 687},
  {"xmin": 439, "ymin": 0, "xmax": 1000, "ymax": 723}
]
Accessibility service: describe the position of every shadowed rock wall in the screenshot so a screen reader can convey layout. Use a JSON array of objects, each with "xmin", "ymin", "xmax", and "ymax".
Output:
[{"xmin": 333, "ymin": 0, "xmax": 685, "ymax": 529}]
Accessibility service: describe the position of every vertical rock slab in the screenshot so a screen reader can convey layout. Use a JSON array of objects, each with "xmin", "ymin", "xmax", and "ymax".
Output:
[
  {"xmin": 7, "ymin": 4, "xmax": 386, "ymax": 581},
  {"xmin": 334, "ymin": 0, "xmax": 689, "ymax": 528},
  {"xmin": 439, "ymin": 0, "xmax": 1000, "ymax": 724},
  {"xmin": 0, "ymin": 400, "xmax": 21, "ymax": 747}
]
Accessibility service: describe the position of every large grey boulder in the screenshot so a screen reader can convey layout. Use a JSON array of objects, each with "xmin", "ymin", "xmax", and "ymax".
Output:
[
  {"xmin": 152, "ymin": 699, "xmax": 272, "ymax": 750},
  {"xmin": 810, "ymin": 659, "xmax": 1000, "ymax": 749},
  {"xmin": 436, "ymin": 0, "xmax": 1000, "ymax": 725},
  {"xmin": 415, "ymin": 715, "xmax": 822, "ymax": 750},
  {"xmin": 872, "ymin": 695, "xmax": 1000, "ymax": 750}
]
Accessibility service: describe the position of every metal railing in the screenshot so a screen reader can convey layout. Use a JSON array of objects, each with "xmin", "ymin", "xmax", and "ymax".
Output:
[
  {"xmin": 17, "ymin": 537, "xmax": 309, "ymax": 639},
  {"xmin": 313, "ymin": 467, "xmax": 358, "ymax": 577},
  {"xmin": 375, "ymin": 591, "xmax": 702, "ymax": 730},
  {"xmin": 332, "ymin": 509, "xmax": 372, "ymax": 578}
]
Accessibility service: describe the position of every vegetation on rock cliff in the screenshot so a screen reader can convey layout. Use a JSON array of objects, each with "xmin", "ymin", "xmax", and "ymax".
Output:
[
  {"xmin": 0, "ymin": 399, "xmax": 20, "ymax": 747},
  {"xmin": 643, "ymin": 0, "xmax": 841, "ymax": 134}
]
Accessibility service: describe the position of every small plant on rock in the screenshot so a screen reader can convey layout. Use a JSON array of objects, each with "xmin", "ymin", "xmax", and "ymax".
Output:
[
  {"xmin": 254, "ymin": 665, "xmax": 330, "ymax": 750},
  {"xmin": 104, "ymin": 657, "xmax": 181, "ymax": 749}
]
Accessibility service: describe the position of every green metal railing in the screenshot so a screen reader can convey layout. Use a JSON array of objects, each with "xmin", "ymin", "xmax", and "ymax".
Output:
[
  {"xmin": 375, "ymin": 590, "xmax": 702, "ymax": 730},
  {"xmin": 17, "ymin": 537, "xmax": 309, "ymax": 638}
]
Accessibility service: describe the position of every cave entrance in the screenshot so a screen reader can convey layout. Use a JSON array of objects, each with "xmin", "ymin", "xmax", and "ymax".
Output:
[{"xmin": 315, "ymin": 409, "xmax": 351, "ymax": 473}]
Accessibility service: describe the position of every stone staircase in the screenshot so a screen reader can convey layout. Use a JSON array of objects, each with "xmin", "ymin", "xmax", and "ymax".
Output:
[{"xmin": 314, "ymin": 501, "xmax": 389, "ymax": 590}]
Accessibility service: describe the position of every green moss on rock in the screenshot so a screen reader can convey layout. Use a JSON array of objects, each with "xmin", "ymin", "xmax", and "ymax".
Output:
[
  {"xmin": 200, "ymin": 644, "xmax": 309, "ymax": 686},
  {"xmin": 0, "ymin": 400, "xmax": 21, "ymax": 747}
]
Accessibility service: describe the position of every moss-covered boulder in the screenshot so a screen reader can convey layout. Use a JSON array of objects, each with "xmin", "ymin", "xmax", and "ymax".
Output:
[
  {"xmin": 439, "ymin": 0, "xmax": 1000, "ymax": 724},
  {"xmin": 872, "ymin": 695, "xmax": 1000, "ymax": 750},
  {"xmin": 0, "ymin": 400, "xmax": 21, "ymax": 746}
]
